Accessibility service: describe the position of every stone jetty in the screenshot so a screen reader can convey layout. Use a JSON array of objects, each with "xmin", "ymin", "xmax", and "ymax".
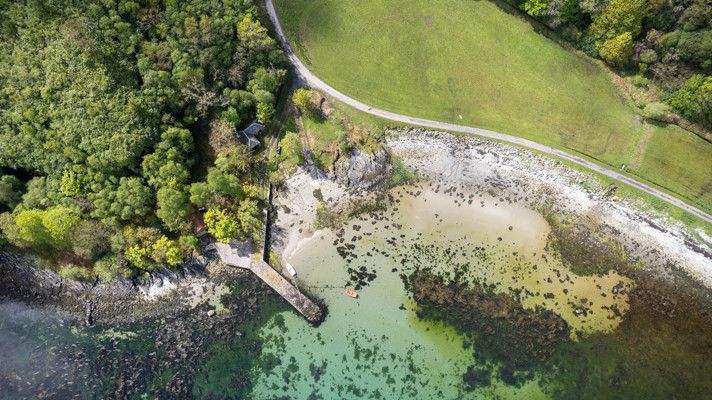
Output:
[{"xmin": 213, "ymin": 240, "xmax": 322, "ymax": 322}]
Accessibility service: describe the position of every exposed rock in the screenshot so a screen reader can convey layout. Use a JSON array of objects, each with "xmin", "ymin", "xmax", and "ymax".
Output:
[
  {"xmin": 0, "ymin": 248, "xmax": 214, "ymax": 325},
  {"xmin": 334, "ymin": 147, "xmax": 390, "ymax": 188}
]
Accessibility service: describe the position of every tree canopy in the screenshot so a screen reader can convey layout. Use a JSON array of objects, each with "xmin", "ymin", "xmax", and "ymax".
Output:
[{"xmin": 0, "ymin": 0, "xmax": 284, "ymax": 278}]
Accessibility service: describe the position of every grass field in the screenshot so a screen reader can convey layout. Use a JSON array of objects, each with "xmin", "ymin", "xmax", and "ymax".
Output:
[{"xmin": 273, "ymin": 0, "xmax": 712, "ymax": 214}]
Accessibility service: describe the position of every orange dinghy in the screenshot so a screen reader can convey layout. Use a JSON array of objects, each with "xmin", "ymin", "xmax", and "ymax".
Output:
[{"xmin": 345, "ymin": 290, "xmax": 358, "ymax": 298}]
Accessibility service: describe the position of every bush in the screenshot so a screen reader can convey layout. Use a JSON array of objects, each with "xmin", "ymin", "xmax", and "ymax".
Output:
[
  {"xmin": 639, "ymin": 48, "xmax": 658, "ymax": 64},
  {"xmin": 58, "ymin": 264, "xmax": 89, "ymax": 281},
  {"xmin": 93, "ymin": 255, "xmax": 132, "ymax": 280},
  {"xmin": 575, "ymin": 34, "xmax": 599, "ymax": 57},
  {"xmin": 282, "ymin": 131, "xmax": 305, "ymax": 166},
  {"xmin": 631, "ymin": 75, "xmax": 650, "ymax": 88},
  {"xmin": 391, "ymin": 156, "xmax": 414, "ymax": 185},
  {"xmin": 669, "ymin": 74, "xmax": 712, "ymax": 123},
  {"xmin": 268, "ymin": 170, "xmax": 286, "ymax": 189},
  {"xmin": 643, "ymin": 102, "xmax": 669, "ymax": 120},
  {"xmin": 336, "ymin": 131, "xmax": 355, "ymax": 154},
  {"xmin": 598, "ymin": 32, "xmax": 635, "ymax": 67},
  {"xmin": 179, "ymin": 235, "xmax": 201, "ymax": 253},
  {"xmin": 72, "ymin": 220, "xmax": 112, "ymax": 261}
]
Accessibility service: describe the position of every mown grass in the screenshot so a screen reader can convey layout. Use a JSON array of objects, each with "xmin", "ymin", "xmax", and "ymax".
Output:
[{"xmin": 273, "ymin": 0, "xmax": 712, "ymax": 214}]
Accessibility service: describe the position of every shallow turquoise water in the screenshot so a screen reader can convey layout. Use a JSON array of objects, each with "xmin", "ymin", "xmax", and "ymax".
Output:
[
  {"xmin": 250, "ymin": 183, "xmax": 622, "ymax": 398},
  {"xmin": 2, "ymin": 182, "xmax": 711, "ymax": 399}
]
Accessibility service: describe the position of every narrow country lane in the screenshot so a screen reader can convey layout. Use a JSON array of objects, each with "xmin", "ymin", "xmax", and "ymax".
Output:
[{"xmin": 264, "ymin": 0, "xmax": 712, "ymax": 225}]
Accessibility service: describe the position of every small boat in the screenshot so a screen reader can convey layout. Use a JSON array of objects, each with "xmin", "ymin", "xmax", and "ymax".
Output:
[
  {"xmin": 286, "ymin": 263, "xmax": 297, "ymax": 278},
  {"xmin": 345, "ymin": 289, "xmax": 358, "ymax": 298}
]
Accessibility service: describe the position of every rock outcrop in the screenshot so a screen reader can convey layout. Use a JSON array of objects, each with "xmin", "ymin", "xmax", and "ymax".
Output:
[
  {"xmin": 334, "ymin": 147, "xmax": 390, "ymax": 188},
  {"xmin": 0, "ymin": 248, "xmax": 212, "ymax": 325}
]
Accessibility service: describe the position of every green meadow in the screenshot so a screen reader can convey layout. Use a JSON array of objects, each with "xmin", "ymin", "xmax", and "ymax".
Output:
[{"xmin": 273, "ymin": 0, "xmax": 712, "ymax": 214}]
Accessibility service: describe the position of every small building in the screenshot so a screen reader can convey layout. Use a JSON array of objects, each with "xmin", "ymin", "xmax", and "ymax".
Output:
[
  {"xmin": 237, "ymin": 119, "xmax": 265, "ymax": 150},
  {"xmin": 189, "ymin": 209, "xmax": 208, "ymax": 237}
]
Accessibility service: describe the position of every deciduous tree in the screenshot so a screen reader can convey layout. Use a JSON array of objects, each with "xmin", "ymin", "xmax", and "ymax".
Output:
[
  {"xmin": 72, "ymin": 219, "xmax": 113, "ymax": 261},
  {"xmin": 204, "ymin": 206, "xmax": 240, "ymax": 243},
  {"xmin": 14, "ymin": 207, "xmax": 80, "ymax": 250},
  {"xmin": 293, "ymin": 88, "xmax": 314, "ymax": 111},
  {"xmin": 256, "ymin": 102, "xmax": 275, "ymax": 125},
  {"xmin": 237, "ymin": 198, "xmax": 262, "ymax": 240},
  {"xmin": 0, "ymin": 175, "xmax": 22, "ymax": 210},
  {"xmin": 669, "ymin": 74, "xmax": 712, "ymax": 124},
  {"xmin": 215, "ymin": 145, "xmax": 253, "ymax": 175},
  {"xmin": 156, "ymin": 187, "xmax": 192, "ymax": 233},
  {"xmin": 598, "ymin": 32, "xmax": 635, "ymax": 67},
  {"xmin": 151, "ymin": 236, "xmax": 183, "ymax": 266},
  {"xmin": 589, "ymin": 0, "xmax": 650, "ymax": 44},
  {"xmin": 189, "ymin": 182, "xmax": 212, "ymax": 207}
]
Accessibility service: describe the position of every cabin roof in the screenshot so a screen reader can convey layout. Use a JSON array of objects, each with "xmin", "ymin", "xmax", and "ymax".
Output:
[
  {"xmin": 240, "ymin": 120, "xmax": 265, "ymax": 137},
  {"xmin": 189, "ymin": 210, "xmax": 207, "ymax": 234}
]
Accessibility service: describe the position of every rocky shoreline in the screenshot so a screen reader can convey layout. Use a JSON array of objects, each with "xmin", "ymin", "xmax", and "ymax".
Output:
[
  {"xmin": 2, "ymin": 127, "xmax": 712, "ymax": 326},
  {"xmin": 0, "ymin": 248, "xmax": 252, "ymax": 327},
  {"xmin": 385, "ymin": 128, "xmax": 712, "ymax": 288},
  {"xmin": 3, "ymin": 126, "xmax": 712, "ymax": 398},
  {"xmin": 272, "ymin": 127, "xmax": 712, "ymax": 290}
]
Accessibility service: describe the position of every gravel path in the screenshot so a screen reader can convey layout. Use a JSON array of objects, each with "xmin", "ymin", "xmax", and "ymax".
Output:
[{"xmin": 264, "ymin": 0, "xmax": 712, "ymax": 224}]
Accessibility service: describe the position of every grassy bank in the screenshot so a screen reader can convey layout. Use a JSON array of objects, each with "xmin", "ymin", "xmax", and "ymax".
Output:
[
  {"xmin": 300, "ymin": 95, "xmax": 395, "ymax": 170},
  {"xmin": 273, "ymin": 0, "xmax": 712, "ymax": 214}
]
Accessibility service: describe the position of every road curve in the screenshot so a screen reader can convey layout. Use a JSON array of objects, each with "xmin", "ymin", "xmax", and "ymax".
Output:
[{"xmin": 264, "ymin": 0, "xmax": 712, "ymax": 225}]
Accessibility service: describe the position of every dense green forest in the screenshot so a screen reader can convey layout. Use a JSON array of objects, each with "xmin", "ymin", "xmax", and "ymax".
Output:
[
  {"xmin": 0, "ymin": 0, "xmax": 285, "ymax": 279},
  {"xmin": 518, "ymin": 0, "xmax": 711, "ymax": 127}
]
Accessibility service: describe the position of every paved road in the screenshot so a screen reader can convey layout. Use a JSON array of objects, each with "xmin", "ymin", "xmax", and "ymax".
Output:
[{"xmin": 264, "ymin": 0, "xmax": 712, "ymax": 225}]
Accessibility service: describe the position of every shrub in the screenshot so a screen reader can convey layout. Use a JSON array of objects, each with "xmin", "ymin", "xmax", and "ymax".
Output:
[
  {"xmin": 669, "ymin": 74, "xmax": 712, "ymax": 123},
  {"xmin": 643, "ymin": 102, "xmax": 669, "ymax": 120},
  {"xmin": 179, "ymin": 235, "xmax": 201, "ymax": 252},
  {"xmin": 93, "ymin": 255, "xmax": 132, "ymax": 280},
  {"xmin": 391, "ymin": 157, "xmax": 414, "ymax": 185},
  {"xmin": 268, "ymin": 170, "xmax": 286, "ymax": 189},
  {"xmin": 72, "ymin": 220, "xmax": 112, "ymax": 261},
  {"xmin": 575, "ymin": 33, "xmax": 599, "ymax": 57},
  {"xmin": 639, "ymin": 48, "xmax": 658, "ymax": 64},
  {"xmin": 282, "ymin": 131, "xmax": 305, "ymax": 166},
  {"xmin": 336, "ymin": 131, "xmax": 355, "ymax": 154},
  {"xmin": 58, "ymin": 264, "xmax": 89, "ymax": 281},
  {"xmin": 598, "ymin": 32, "xmax": 635, "ymax": 67}
]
